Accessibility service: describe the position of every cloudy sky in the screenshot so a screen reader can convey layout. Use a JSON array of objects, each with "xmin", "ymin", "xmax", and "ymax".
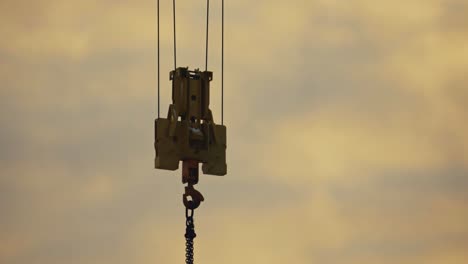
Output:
[{"xmin": 1, "ymin": 0, "xmax": 468, "ymax": 263}]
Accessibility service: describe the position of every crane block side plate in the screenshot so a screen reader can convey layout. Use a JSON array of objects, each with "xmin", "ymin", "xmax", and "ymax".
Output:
[{"xmin": 155, "ymin": 118, "xmax": 227, "ymax": 176}]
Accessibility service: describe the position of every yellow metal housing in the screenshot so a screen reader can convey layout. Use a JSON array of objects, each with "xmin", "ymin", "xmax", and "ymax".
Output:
[{"xmin": 154, "ymin": 67, "xmax": 227, "ymax": 176}]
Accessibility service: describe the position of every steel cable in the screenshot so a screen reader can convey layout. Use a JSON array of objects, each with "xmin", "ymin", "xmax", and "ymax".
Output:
[
  {"xmin": 221, "ymin": 0, "xmax": 224, "ymax": 125},
  {"xmin": 205, "ymin": 0, "xmax": 210, "ymax": 71},
  {"xmin": 157, "ymin": 0, "xmax": 160, "ymax": 117},
  {"xmin": 173, "ymin": 0, "xmax": 177, "ymax": 70}
]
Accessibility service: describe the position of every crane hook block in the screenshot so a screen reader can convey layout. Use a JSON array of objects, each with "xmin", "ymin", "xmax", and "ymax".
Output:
[{"xmin": 154, "ymin": 67, "xmax": 227, "ymax": 176}]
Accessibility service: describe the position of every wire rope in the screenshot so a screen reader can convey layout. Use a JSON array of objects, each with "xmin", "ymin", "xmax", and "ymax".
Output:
[
  {"xmin": 157, "ymin": 0, "xmax": 160, "ymax": 118},
  {"xmin": 173, "ymin": 0, "xmax": 177, "ymax": 70},
  {"xmin": 205, "ymin": 0, "xmax": 210, "ymax": 71},
  {"xmin": 221, "ymin": 0, "xmax": 224, "ymax": 125}
]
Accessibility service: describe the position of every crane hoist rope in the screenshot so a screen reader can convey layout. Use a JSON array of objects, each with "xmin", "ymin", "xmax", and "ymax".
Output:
[{"xmin": 155, "ymin": 1, "xmax": 226, "ymax": 264}]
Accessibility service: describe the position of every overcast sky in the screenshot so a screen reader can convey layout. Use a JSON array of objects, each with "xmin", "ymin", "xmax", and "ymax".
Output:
[{"xmin": 1, "ymin": 0, "xmax": 468, "ymax": 263}]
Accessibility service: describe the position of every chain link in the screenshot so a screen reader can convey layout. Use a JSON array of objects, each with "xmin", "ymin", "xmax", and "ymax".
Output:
[{"xmin": 185, "ymin": 208, "xmax": 196, "ymax": 264}]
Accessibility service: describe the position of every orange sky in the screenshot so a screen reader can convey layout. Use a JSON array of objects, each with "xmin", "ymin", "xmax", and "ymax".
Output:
[{"xmin": 1, "ymin": 0, "xmax": 468, "ymax": 263}]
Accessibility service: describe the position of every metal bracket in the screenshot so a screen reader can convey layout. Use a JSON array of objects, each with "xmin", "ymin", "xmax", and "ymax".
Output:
[{"xmin": 182, "ymin": 160, "xmax": 205, "ymax": 210}]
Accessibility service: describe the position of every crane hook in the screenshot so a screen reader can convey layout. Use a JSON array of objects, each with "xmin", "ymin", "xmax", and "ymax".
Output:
[
  {"xmin": 182, "ymin": 160, "xmax": 204, "ymax": 210},
  {"xmin": 183, "ymin": 185, "xmax": 205, "ymax": 210}
]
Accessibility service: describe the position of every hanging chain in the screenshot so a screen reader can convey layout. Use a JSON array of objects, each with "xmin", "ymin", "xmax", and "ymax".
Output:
[
  {"xmin": 182, "ymin": 161, "xmax": 204, "ymax": 264},
  {"xmin": 185, "ymin": 208, "xmax": 196, "ymax": 264}
]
